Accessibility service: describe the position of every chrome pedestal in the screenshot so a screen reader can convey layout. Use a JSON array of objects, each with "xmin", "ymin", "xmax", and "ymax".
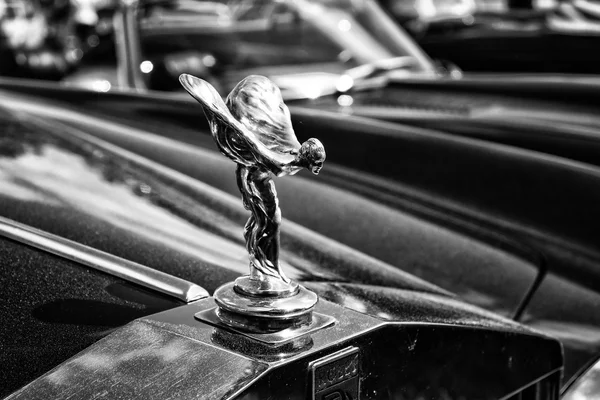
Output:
[{"xmin": 195, "ymin": 278, "xmax": 334, "ymax": 344}]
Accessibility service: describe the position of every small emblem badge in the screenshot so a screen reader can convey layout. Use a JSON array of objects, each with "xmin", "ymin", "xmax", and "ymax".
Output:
[{"xmin": 311, "ymin": 347, "xmax": 360, "ymax": 400}]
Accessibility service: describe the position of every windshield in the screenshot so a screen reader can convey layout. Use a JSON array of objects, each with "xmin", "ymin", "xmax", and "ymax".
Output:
[{"xmin": 136, "ymin": 0, "xmax": 436, "ymax": 94}]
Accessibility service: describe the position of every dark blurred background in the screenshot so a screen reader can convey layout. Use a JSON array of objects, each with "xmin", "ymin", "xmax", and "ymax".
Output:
[{"xmin": 1, "ymin": 0, "xmax": 599, "ymax": 93}]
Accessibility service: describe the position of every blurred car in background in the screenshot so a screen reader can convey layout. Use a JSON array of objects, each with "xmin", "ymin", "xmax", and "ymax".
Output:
[
  {"xmin": 14, "ymin": 0, "xmax": 439, "ymax": 94},
  {"xmin": 380, "ymin": 0, "xmax": 476, "ymax": 35},
  {"xmin": 381, "ymin": 0, "xmax": 600, "ymax": 73},
  {"xmin": 0, "ymin": 0, "xmax": 116, "ymax": 80},
  {"xmin": 123, "ymin": 0, "xmax": 439, "ymax": 95}
]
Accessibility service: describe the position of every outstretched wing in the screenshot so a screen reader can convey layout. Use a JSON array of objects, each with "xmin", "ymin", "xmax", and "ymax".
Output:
[
  {"xmin": 180, "ymin": 74, "xmax": 254, "ymax": 166},
  {"xmin": 180, "ymin": 74, "xmax": 296, "ymax": 172}
]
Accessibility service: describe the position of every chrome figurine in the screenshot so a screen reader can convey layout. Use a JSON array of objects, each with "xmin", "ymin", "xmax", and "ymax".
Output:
[{"xmin": 180, "ymin": 74, "xmax": 325, "ymax": 309}]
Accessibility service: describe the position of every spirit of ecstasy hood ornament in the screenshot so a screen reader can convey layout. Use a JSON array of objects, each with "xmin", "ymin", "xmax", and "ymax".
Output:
[{"xmin": 180, "ymin": 74, "xmax": 327, "ymax": 333}]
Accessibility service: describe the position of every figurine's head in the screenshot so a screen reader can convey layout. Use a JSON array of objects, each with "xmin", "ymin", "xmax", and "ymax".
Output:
[{"xmin": 298, "ymin": 138, "xmax": 326, "ymax": 175}]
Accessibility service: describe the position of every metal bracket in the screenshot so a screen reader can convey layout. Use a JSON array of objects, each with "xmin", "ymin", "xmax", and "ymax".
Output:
[{"xmin": 195, "ymin": 307, "xmax": 336, "ymax": 345}]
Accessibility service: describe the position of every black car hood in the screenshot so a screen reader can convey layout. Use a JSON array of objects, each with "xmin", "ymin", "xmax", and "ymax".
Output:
[
  {"xmin": 0, "ymin": 106, "xmax": 448, "ymax": 297},
  {"xmin": 302, "ymin": 73, "xmax": 600, "ymax": 168},
  {"xmin": 3, "ymin": 81, "xmax": 595, "ymax": 382},
  {"xmin": 0, "ymin": 87, "xmax": 549, "ymax": 316}
]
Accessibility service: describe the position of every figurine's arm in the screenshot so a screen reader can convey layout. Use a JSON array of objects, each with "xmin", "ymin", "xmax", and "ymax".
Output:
[{"xmin": 241, "ymin": 133, "xmax": 298, "ymax": 176}]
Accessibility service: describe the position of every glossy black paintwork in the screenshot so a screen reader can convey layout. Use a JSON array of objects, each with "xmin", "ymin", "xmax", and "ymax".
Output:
[
  {"xmin": 308, "ymin": 79, "xmax": 600, "ymax": 168},
  {"xmin": 0, "ymin": 238, "xmax": 181, "ymax": 398},
  {"xmin": 0, "ymin": 78, "xmax": 592, "ymax": 383},
  {"xmin": 7, "ymin": 298, "xmax": 562, "ymax": 400},
  {"xmin": 0, "ymin": 109, "xmax": 446, "ymax": 295},
  {"xmin": 0, "ymin": 87, "xmax": 541, "ymax": 317}
]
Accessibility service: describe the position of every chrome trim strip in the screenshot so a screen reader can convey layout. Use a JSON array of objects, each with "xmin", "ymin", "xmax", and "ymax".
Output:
[{"xmin": 0, "ymin": 216, "xmax": 209, "ymax": 303}]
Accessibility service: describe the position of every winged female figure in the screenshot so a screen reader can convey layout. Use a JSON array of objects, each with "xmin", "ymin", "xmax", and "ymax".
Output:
[{"xmin": 180, "ymin": 74, "xmax": 326, "ymax": 295}]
